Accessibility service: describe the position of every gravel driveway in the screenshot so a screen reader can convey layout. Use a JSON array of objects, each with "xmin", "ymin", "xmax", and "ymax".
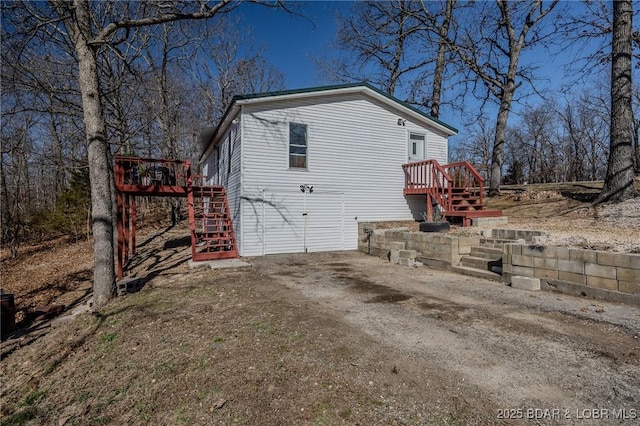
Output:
[
  {"xmin": 3, "ymin": 233, "xmax": 638, "ymax": 425},
  {"xmin": 254, "ymin": 250, "xmax": 640, "ymax": 424}
]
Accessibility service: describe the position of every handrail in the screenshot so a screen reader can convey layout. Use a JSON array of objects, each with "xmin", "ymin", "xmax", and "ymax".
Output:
[
  {"xmin": 402, "ymin": 159, "xmax": 486, "ymax": 217},
  {"xmin": 402, "ymin": 159, "xmax": 453, "ymax": 217},
  {"xmin": 114, "ymin": 155, "xmax": 191, "ymax": 189},
  {"xmin": 429, "ymin": 161, "xmax": 453, "ymax": 216},
  {"xmin": 402, "ymin": 159, "xmax": 452, "ymax": 190},
  {"xmin": 115, "ymin": 155, "xmax": 189, "ymax": 164},
  {"xmin": 443, "ymin": 161, "xmax": 484, "ymax": 208},
  {"xmin": 444, "ymin": 161, "xmax": 484, "ymax": 183}
]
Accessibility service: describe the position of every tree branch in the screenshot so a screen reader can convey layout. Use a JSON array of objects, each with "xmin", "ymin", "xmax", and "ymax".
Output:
[{"xmin": 90, "ymin": 0, "xmax": 235, "ymax": 45}]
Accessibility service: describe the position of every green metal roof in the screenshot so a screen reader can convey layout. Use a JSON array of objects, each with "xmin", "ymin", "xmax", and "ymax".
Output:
[{"xmin": 233, "ymin": 81, "xmax": 458, "ymax": 134}]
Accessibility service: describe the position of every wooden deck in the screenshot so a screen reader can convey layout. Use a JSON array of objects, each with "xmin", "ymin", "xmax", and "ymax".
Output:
[
  {"xmin": 114, "ymin": 156, "xmax": 237, "ymax": 279},
  {"xmin": 115, "ymin": 156, "xmax": 192, "ymax": 197},
  {"xmin": 402, "ymin": 159, "xmax": 502, "ymax": 226}
]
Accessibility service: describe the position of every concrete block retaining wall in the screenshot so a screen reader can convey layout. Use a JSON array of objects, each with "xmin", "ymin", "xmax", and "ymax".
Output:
[
  {"xmin": 487, "ymin": 229, "xmax": 546, "ymax": 242},
  {"xmin": 358, "ymin": 222, "xmax": 639, "ymax": 305},
  {"xmin": 503, "ymin": 244, "xmax": 640, "ymax": 305},
  {"xmin": 358, "ymin": 222, "xmax": 479, "ymax": 269}
]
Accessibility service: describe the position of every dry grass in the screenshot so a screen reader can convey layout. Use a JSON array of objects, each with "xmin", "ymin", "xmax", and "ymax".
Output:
[{"xmin": 1, "ymin": 184, "xmax": 639, "ymax": 425}]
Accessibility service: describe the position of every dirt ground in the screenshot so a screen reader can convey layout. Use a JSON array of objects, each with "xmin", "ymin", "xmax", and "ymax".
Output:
[
  {"xmin": 2, "ymin": 188, "xmax": 640, "ymax": 425},
  {"xmin": 2, "ymin": 222, "xmax": 640, "ymax": 425},
  {"xmin": 486, "ymin": 190, "xmax": 640, "ymax": 253}
]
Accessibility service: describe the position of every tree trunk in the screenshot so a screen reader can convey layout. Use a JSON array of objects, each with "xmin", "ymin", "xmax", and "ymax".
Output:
[
  {"xmin": 73, "ymin": 0, "xmax": 116, "ymax": 308},
  {"xmin": 598, "ymin": 0, "xmax": 637, "ymax": 203},
  {"xmin": 0, "ymin": 153, "xmax": 11, "ymax": 244},
  {"xmin": 430, "ymin": 0, "xmax": 455, "ymax": 119},
  {"xmin": 632, "ymin": 114, "xmax": 639, "ymax": 173},
  {"xmin": 489, "ymin": 87, "xmax": 515, "ymax": 196}
]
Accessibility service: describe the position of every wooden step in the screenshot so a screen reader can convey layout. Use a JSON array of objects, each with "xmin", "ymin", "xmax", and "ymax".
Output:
[
  {"xmin": 451, "ymin": 193, "xmax": 479, "ymax": 199},
  {"xmin": 452, "ymin": 199, "xmax": 471, "ymax": 209},
  {"xmin": 445, "ymin": 210, "xmax": 502, "ymax": 218},
  {"xmin": 190, "ymin": 185, "xmax": 238, "ymax": 261}
]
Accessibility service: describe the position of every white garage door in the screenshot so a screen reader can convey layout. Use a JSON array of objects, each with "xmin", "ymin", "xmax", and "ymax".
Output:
[{"xmin": 263, "ymin": 192, "xmax": 345, "ymax": 255}]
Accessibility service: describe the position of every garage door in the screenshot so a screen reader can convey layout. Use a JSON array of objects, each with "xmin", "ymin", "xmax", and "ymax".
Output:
[{"xmin": 263, "ymin": 192, "xmax": 344, "ymax": 254}]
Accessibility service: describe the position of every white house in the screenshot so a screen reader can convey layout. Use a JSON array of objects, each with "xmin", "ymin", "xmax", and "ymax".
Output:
[{"xmin": 199, "ymin": 82, "xmax": 458, "ymax": 256}]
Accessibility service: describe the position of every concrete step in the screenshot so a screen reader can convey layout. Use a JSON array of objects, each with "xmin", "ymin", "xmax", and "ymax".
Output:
[
  {"xmin": 450, "ymin": 265, "xmax": 502, "ymax": 282},
  {"xmin": 415, "ymin": 256, "xmax": 450, "ymax": 270},
  {"xmin": 470, "ymin": 246, "xmax": 504, "ymax": 258},
  {"xmin": 477, "ymin": 242, "xmax": 506, "ymax": 249},
  {"xmin": 460, "ymin": 255, "xmax": 502, "ymax": 270},
  {"xmin": 479, "ymin": 237, "xmax": 521, "ymax": 245}
]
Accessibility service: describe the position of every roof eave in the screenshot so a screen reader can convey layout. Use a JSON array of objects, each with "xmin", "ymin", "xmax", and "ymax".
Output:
[
  {"xmin": 200, "ymin": 83, "xmax": 458, "ymax": 161},
  {"xmin": 198, "ymin": 104, "xmax": 241, "ymax": 163},
  {"xmin": 233, "ymin": 84, "xmax": 458, "ymax": 136}
]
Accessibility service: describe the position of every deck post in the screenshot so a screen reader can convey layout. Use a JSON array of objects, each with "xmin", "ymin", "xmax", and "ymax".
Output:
[
  {"xmin": 117, "ymin": 191, "xmax": 123, "ymax": 280},
  {"xmin": 426, "ymin": 194, "xmax": 434, "ymax": 222},
  {"xmin": 186, "ymin": 163, "xmax": 197, "ymax": 260},
  {"xmin": 131, "ymin": 197, "xmax": 136, "ymax": 255},
  {"xmin": 123, "ymin": 194, "xmax": 130, "ymax": 265}
]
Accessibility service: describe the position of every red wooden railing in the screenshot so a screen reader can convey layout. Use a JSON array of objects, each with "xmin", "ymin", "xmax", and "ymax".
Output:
[
  {"xmin": 443, "ymin": 161, "xmax": 485, "ymax": 209},
  {"xmin": 114, "ymin": 156, "xmax": 191, "ymax": 193},
  {"xmin": 402, "ymin": 159, "xmax": 486, "ymax": 220},
  {"xmin": 403, "ymin": 159, "xmax": 452, "ymax": 219}
]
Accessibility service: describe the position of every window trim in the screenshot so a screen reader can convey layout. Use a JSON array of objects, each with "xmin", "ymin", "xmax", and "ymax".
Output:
[
  {"xmin": 408, "ymin": 131, "xmax": 426, "ymax": 161},
  {"xmin": 288, "ymin": 122, "xmax": 308, "ymax": 169}
]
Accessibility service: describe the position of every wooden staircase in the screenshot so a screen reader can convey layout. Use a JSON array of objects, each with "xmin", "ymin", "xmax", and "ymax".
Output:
[
  {"xmin": 402, "ymin": 159, "xmax": 502, "ymax": 226},
  {"xmin": 188, "ymin": 186, "xmax": 238, "ymax": 261},
  {"xmin": 114, "ymin": 156, "xmax": 238, "ymax": 280}
]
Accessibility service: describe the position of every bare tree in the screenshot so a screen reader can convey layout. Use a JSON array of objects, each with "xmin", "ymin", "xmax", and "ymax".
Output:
[
  {"xmin": 426, "ymin": 0, "xmax": 455, "ymax": 118},
  {"xmin": 633, "ymin": 82, "xmax": 640, "ymax": 171},
  {"xmin": 442, "ymin": 0, "xmax": 559, "ymax": 195},
  {"xmin": 0, "ymin": 115, "xmax": 35, "ymax": 257},
  {"xmin": 3, "ymin": 0, "xmax": 296, "ymax": 308},
  {"xmin": 192, "ymin": 21, "xmax": 285, "ymax": 124},
  {"xmin": 1, "ymin": 22, "xmax": 87, "ymax": 253},
  {"xmin": 598, "ymin": 0, "xmax": 638, "ymax": 202},
  {"xmin": 507, "ymin": 102, "xmax": 565, "ymax": 184},
  {"xmin": 558, "ymin": 91, "xmax": 609, "ymax": 182},
  {"xmin": 404, "ymin": 0, "xmax": 462, "ymax": 118},
  {"xmin": 323, "ymin": 1, "xmax": 429, "ymax": 96},
  {"xmin": 450, "ymin": 118, "xmax": 494, "ymax": 180}
]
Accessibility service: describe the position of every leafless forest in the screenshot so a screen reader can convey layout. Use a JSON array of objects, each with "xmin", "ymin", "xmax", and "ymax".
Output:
[{"xmin": 1, "ymin": 1, "xmax": 638, "ymax": 304}]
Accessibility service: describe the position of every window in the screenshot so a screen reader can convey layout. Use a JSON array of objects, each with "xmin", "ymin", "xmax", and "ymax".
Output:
[
  {"xmin": 289, "ymin": 123, "xmax": 307, "ymax": 168},
  {"xmin": 409, "ymin": 133, "xmax": 425, "ymax": 161}
]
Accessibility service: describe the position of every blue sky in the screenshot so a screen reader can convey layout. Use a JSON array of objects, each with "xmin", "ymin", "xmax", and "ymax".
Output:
[
  {"xmin": 238, "ymin": 1, "xmax": 350, "ymax": 88},
  {"xmin": 237, "ymin": 1, "xmax": 595, "ymax": 89},
  {"xmin": 234, "ymin": 1, "xmax": 618, "ymax": 141}
]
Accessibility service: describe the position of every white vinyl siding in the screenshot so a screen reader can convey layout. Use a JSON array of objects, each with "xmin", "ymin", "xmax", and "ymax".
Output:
[
  {"xmin": 427, "ymin": 132, "xmax": 448, "ymax": 164},
  {"xmin": 237, "ymin": 93, "xmax": 450, "ymax": 256},
  {"xmin": 253, "ymin": 191, "xmax": 345, "ymax": 255},
  {"xmin": 203, "ymin": 122, "xmax": 242, "ymax": 251}
]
